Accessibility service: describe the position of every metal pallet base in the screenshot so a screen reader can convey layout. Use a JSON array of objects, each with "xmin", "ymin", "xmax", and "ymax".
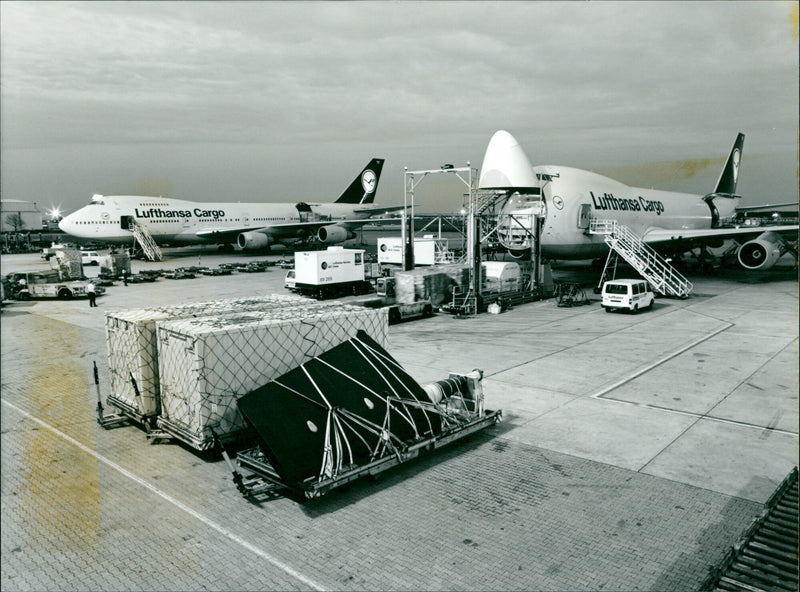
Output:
[
  {"xmin": 155, "ymin": 416, "xmax": 254, "ymax": 452},
  {"xmin": 100, "ymin": 396, "xmax": 173, "ymax": 440},
  {"xmin": 235, "ymin": 409, "xmax": 503, "ymax": 499}
]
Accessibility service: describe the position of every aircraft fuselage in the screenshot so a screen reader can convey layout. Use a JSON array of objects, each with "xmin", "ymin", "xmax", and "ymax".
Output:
[
  {"xmin": 59, "ymin": 195, "xmax": 380, "ymax": 246},
  {"xmin": 532, "ymin": 165, "xmax": 734, "ymax": 259}
]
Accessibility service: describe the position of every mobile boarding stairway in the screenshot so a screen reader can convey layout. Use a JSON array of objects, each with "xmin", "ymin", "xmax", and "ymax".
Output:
[
  {"xmin": 589, "ymin": 219, "xmax": 693, "ymax": 298},
  {"xmin": 128, "ymin": 218, "xmax": 163, "ymax": 261}
]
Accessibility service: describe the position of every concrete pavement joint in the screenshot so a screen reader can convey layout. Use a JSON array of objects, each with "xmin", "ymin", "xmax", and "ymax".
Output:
[
  {"xmin": 1, "ymin": 397, "xmax": 330, "ymax": 592},
  {"xmin": 593, "ymin": 325, "xmax": 798, "ymax": 437},
  {"xmin": 484, "ymin": 303, "xmax": 691, "ymax": 381},
  {"xmin": 591, "ymin": 320, "xmax": 734, "ymax": 400},
  {"xmin": 700, "ymin": 336, "xmax": 799, "ymax": 426}
]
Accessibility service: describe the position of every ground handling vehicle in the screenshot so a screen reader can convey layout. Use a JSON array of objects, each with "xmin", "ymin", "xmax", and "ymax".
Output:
[
  {"xmin": 4, "ymin": 271, "xmax": 105, "ymax": 301},
  {"xmin": 290, "ymin": 247, "xmax": 374, "ymax": 299},
  {"xmin": 81, "ymin": 250, "xmax": 103, "ymax": 266},
  {"xmin": 601, "ymin": 279, "xmax": 654, "ymax": 313}
]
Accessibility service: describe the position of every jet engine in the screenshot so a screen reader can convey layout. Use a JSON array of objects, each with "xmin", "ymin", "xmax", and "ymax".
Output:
[
  {"xmin": 317, "ymin": 225, "xmax": 353, "ymax": 244},
  {"xmin": 237, "ymin": 232, "xmax": 273, "ymax": 251},
  {"xmin": 737, "ymin": 231, "xmax": 787, "ymax": 270}
]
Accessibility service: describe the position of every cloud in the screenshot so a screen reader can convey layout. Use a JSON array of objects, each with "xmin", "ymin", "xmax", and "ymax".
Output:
[{"xmin": 1, "ymin": 1, "xmax": 796, "ymax": 209}]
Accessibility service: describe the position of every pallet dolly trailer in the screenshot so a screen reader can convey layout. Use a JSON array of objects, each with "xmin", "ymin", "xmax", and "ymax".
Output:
[
  {"xmin": 218, "ymin": 330, "xmax": 504, "ymax": 501},
  {"xmin": 221, "ymin": 408, "xmax": 503, "ymax": 500},
  {"xmin": 93, "ymin": 361, "xmax": 172, "ymax": 441}
]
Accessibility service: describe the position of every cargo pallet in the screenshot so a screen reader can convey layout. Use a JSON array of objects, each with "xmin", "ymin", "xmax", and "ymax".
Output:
[
  {"xmin": 226, "ymin": 409, "xmax": 502, "ymax": 500},
  {"xmin": 95, "ymin": 365, "xmax": 173, "ymax": 441}
]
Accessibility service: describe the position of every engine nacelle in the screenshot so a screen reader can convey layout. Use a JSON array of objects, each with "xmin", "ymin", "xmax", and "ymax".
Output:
[
  {"xmin": 317, "ymin": 225, "xmax": 353, "ymax": 244},
  {"xmin": 237, "ymin": 232, "xmax": 273, "ymax": 251},
  {"xmin": 737, "ymin": 231, "xmax": 785, "ymax": 270}
]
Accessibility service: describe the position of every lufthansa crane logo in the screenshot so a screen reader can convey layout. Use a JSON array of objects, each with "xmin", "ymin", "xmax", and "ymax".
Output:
[
  {"xmin": 732, "ymin": 149, "xmax": 740, "ymax": 184},
  {"xmin": 361, "ymin": 169, "xmax": 377, "ymax": 194}
]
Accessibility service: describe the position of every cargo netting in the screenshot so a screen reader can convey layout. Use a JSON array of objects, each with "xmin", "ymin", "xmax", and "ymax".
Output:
[
  {"xmin": 154, "ymin": 304, "xmax": 388, "ymax": 450},
  {"xmin": 236, "ymin": 330, "xmax": 486, "ymax": 491},
  {"xmin": 104, "ymin": 294, "xmax": 314, "ymax": 419}
]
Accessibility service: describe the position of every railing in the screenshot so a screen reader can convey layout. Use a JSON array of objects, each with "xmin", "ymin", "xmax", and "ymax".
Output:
[
  {"xmin": 129, "ymin": 220, "xmax": 163, "ymax": 262},
  {"xmin": 589, "ymin": 219, "xmax": 692, "ymax": 298}
]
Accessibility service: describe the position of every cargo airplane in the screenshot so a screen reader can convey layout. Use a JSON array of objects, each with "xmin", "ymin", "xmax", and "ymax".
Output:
[
  {"xmin": 59, "ymin": 159, "xmax": 399, "ymax": 251},
  {"xmin": 479, "ymin": 130, "xmax": 798, "ymax": 270}
]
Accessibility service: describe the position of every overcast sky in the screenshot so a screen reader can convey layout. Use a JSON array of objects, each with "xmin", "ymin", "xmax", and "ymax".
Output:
[{"xmin": 1, "ymin": 1, "xmax": 797, "ymax": 215}]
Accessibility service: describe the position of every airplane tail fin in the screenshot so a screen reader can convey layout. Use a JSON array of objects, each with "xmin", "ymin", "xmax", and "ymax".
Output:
[
  {"xmin": 334, "ymin": 158, "xmax": 385, "ymax": 204},
  {"xmin": 713, "ymin": 133, "xmax": 745, "ymax": 196}
]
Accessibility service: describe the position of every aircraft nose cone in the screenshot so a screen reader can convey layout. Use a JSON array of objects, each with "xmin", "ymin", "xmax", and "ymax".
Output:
[
  {"xmin": 478, "ymin": 130, "xmax": 538, "ymax": 191},
  {"xmin": 58, "ymin": 216, "xmax": 70, "ymax": 233}
]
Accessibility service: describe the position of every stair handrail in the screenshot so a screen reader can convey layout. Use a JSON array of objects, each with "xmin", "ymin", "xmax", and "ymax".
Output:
[
  {"xmin": 590, "ymin": 219, "xmax": 692, "ymax": 297},
  {"xmin": 128, "ymin": 219, "xmax": 163, "ymax": 261}
]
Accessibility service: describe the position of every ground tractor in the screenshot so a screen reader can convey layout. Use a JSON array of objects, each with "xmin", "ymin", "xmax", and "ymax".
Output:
[{"xmin": 3, "ymin": 272, "xmax": 103, "ymax": 301}]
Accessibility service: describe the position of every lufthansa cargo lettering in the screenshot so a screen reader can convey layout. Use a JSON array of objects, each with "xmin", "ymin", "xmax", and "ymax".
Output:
[
  {"xmin": 590, "ymin": 192, "xmax": 664, "ymax": 216},
  {"xmin": 134, "ymin": 208, "xmax": 226, "ymax": 219}
]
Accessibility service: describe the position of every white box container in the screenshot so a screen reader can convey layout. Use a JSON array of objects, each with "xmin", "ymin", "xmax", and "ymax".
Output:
[
  {"xmin": 104, "ymin": 294, "xmax": 311, "ymax": 418},
  {"xmin": 377, "ymin": 237, "xmax": 437, "ymax": 266},
  {"xmin": 294, "ymin": 247, "xmax": 365, "ymax": 287},
  {"xmin": 482, "ymin": 261, "xmax": 521, "ymax": 292},
  {"xmin": 155, "ymin": 305, "xmax": 388, "ymax": 449}
]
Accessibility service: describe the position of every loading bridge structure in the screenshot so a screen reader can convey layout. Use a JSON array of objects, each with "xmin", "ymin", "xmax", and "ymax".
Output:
[{"xmin": 589, "ymin": 219, "xmax": 693, "ymax": 298}]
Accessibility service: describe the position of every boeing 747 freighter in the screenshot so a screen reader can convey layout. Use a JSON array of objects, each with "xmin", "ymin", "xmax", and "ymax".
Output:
[
  {"xmin": 59, "ymin": 159, "xmax": 399, "ymax": 251},
  {"xmin": 479, "ymin": 131, "xmax": 797, "ymax": 270}
]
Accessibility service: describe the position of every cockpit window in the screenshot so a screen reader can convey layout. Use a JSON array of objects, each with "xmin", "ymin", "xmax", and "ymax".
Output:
[{"xmin": 88, "ymin": 200, "xmax": 104, "ymax": 206}]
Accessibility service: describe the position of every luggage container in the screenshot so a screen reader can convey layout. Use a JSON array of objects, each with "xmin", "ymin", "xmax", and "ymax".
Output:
[
  {"xmin": 99, "ymin": 251, "xmax": 131, "ymax": 278},
  {"xmin": 394, "ymin": 264, "xmax": 470, "ymax": 306},
  {"xmin": 103, "ymin": 294, "xmax": 311, "ymax": 424},
  {"xmin": 482, "ymin": 261, "xmax": 520, "ymax": 293},
  {"xmin": 50, "ymin": 248, "xmax": 84, "ymax": 280},
  {"xmin": 155, "ymin": 305, "xmax": 388, "ymax": 450}
]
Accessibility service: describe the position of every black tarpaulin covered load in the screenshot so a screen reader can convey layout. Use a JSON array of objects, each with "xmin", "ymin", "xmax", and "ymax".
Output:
[{"xmin": 237, "ymin": 330, "xmax": 444, "ymax": 488}]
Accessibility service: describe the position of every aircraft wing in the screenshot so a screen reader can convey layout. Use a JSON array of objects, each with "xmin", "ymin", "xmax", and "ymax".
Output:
[
  {"xmin": 352, "ymin": 205, "xmax": 405, "ymax": 215},
  {"xmin": 642, "ymin": 224, "xmax": 798, "ymax": 246},
  {"xmin": 194, "ymin": 216, "xmax": 402, "ymax": 242},
  {"xmin": 735, "ymin": 202, "xmax": 798, "ymax": 212}
]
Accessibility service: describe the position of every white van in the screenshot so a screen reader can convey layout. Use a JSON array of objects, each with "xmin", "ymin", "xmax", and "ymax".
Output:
[
  {"xmin": 601, "ymin": 279, "xmax": 654, "ymax": 313},
  {"xmin": 81, "ymin": 250, "xmax": 102, "ymax": 266}
]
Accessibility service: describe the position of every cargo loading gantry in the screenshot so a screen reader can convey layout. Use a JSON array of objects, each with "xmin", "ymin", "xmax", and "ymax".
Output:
[{"xmin": 402, "ymin": 164, "xmax": 551, "ymax": 317}]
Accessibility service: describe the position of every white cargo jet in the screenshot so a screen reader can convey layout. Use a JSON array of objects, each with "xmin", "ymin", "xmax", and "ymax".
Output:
[
  {"xmin": 479, "ymin": 131, "xmax": 798, "ymax": 270},
  {"xmin": 59, "ymin": 159, "xmax": 399, "ymax": 251}
]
